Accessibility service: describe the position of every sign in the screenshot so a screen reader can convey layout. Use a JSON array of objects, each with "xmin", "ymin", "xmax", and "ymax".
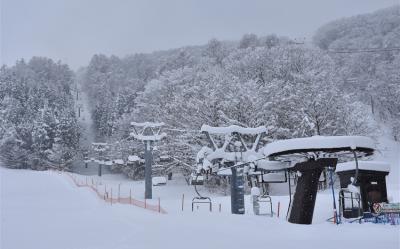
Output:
[
  {"xmin": 373, "ymin": 203, "xmax": 400, "ymax": 215},
  {"xmin": 364, "ymin": 202, "xmax": 400, "ymax": 225}
]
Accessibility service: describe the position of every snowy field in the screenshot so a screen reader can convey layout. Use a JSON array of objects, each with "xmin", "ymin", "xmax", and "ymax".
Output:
[{"xmin": 1, "ymin": 167, "xmax": 399, "ymax": 249}]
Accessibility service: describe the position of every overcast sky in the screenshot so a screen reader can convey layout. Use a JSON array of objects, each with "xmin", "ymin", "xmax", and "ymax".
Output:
[{"xmin": 1, "ymin": 0, "xmax": 398, "ymax": 69}]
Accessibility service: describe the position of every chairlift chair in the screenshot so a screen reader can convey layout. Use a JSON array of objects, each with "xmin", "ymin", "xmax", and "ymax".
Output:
[
  {"xmin": 191, "ymin": 173, "xmax": 212, "ymax": 212},
  {"xmin": 192, "ymin": 196, "xmax": 212, "ymax": 212},
  {"xmin": 339, "ymin": 189, "xmax": 363, "ymax": 219},
  {"xmin": 257, "ymin": 194, "xmax": 273, "ymax": 217},
  {"xmin": 190, "ymin": 173, "xmax": 204, "ymax": 185}
]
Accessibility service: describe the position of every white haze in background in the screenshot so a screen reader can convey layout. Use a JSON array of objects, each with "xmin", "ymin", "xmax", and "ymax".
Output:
[{"xmin": 1, "ymin": 0, "xmax": 397, "ymax": 69}]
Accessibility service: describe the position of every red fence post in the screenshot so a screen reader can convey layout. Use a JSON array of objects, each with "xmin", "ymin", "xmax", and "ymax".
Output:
[{"xmin": 333, "ymin": 211, "xmax": 337, "ymax": 224}]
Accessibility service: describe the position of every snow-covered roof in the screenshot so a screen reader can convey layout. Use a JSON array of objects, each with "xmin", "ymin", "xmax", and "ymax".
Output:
[
  {"xmin": 336, "ymin": 161, "xmax": 390, "ymax": 173},
  {"xmin": 201, "ymin": 125, "xmax": 267, "ymax": 135},
  {"xmin": 128, "ymin": 155, "xmax": 141, "ymax": 162},
  {"xmin": 114, "ymin": 159, "xmax": 124, "ymax": 165},
  {"xmin": 263, "ymin": 136, "xmax": 375, "ymax": 157},
  {"xmin": 130, "ymin": 133, "xmax": 167, "ymax": 141},
  {"xmin": 92, "ymin": 142, "xmax": 107, "ymax": 146},
  {"xmin": 131, "ymin": 122, "xmax": 165, "ymax": 127}
]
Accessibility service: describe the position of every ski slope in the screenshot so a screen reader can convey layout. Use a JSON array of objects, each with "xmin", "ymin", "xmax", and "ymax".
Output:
[{"xmin": 1, "ymin": 167, "xmax": 399, "ymax": 249}]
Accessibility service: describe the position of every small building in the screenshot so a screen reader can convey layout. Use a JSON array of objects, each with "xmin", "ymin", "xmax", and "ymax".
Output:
[{"xmin": 336, "ymin": 161, "xmax": 390, "ymax": 217}]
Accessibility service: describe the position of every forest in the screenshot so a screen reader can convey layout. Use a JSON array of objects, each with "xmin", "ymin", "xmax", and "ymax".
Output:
[{"xmin": 1, "ymin": 6, "xmax": 399, "ymax": 178}]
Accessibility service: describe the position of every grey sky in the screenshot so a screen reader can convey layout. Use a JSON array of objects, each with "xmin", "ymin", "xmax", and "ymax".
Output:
[{"xmin": 1, "ymin": 0, "xmax": 398, "ymax": 69}]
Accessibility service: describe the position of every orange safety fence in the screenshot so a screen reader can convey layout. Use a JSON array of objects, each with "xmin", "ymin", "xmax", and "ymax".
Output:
[{"xmin": 63, "ymin": 171, "xmax": 167, "ymax": 214}]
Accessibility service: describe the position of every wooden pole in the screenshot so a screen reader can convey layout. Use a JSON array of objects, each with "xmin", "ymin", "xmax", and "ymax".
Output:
[
  {"xmin": 181, "ymin": 194, "xmax": 184, "ymax": 211},
  {"xmin": 118, "ymin": 183, "xmax": 121, "ymax": 202},
  {"xmin": 129, "ymin": 189, "xmax": 132, "ymax": 204},
  {"xmin": 158, "ymin": 198, "xmax": 161, "ymax": 213},
  {"xmin": 277, "ymin": 202, "xmax": 280, "ymax": 218},
  {"xmin": 219, "ymin": 203, "xmax": 221, "ymax": 213}
]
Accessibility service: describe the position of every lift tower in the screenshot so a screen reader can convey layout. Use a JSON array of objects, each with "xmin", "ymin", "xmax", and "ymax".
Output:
[{"xmin": 130, "ymin": 122, "xmax": 166, "ymax": 199}]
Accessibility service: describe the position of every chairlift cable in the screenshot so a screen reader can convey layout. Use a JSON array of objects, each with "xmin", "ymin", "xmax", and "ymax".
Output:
[{"xmin": 328, "ymin": 47, "xmax": 400, "ymax": 54}]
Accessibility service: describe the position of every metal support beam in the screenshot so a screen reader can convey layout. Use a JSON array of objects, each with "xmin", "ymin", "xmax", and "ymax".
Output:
[
  {"xmin": 98, "ymin": 163, "xmax": 102, "ymax": 177},
  {"xmin": 288, "ymin": 158, "xmax": 337, "ymax": 224},
  {"xmin": 231, "ymin": 167, "xmax": 245, "ymax": 214},
  {"xmin": 145, "ymin": 141, "xmax": 153, "ymax": 199}
]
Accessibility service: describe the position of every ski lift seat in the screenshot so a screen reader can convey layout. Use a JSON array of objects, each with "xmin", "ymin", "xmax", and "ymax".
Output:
[
  {"xmin": 190, "ymin": 174, "xmax": 204, "ymax": 185},
  {"xmin": 339, "ymin": 189, "xmax": 363, "ymax": 219},
  {"xmin": 192, "ymin": 196, "xmax": 212, "ymax": 212},
  {"xmin": 257, "ymin": 195, "xmax": 273, "ymax": 217}
]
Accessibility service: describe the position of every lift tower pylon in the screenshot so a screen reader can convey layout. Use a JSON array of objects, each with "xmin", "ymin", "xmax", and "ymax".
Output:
[{"xmin": 130, "ymin": 122, "xmax": 166, "ymax": 199}]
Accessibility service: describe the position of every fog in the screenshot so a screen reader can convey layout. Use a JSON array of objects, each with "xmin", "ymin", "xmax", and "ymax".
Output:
[{"xmin": 1, "ymin": 0, "xmax": 397, "ymax": 69}]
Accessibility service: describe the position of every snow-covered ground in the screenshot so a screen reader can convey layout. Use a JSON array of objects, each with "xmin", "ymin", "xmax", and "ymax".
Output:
[
  {"xmin": 1, "ymin": 167, "xmax": 399, "ymax": 249},
  {"xmin": 2, "ymin": 128, "xmax": 399, "ymax": 249}
]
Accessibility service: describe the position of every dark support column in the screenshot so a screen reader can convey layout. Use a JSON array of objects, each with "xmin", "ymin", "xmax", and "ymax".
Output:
[
  {"xmin": 231, "ymin": 167, "xmax": 245, "ymax": 214},
  {"xmin": 288, "ymin": 158, "xmax": 338, "ymax": 224},
  {"xmin": 98, "ymin": 163, "xmax": 102, "ymax": 177},
  {"xmin": 144, "ymin": 141, "xmax": 152, "ymax": 199},
  {"xmin": 288, "ymin": 167, "xmax": 322, "ymax": 224}
]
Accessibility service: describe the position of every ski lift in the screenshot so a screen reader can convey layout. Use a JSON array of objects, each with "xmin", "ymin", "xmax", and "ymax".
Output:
[
  {"xmin": 191, "ymin": 174, "xmax": 212, "ymax": 212},
  {"xmin": 339, "ymin": 189, "xmax": 363, "ymax": 219},
  {"xmin": 190, "ymin": 173, "xmax": 204, "ymax": 185},
  {"xmin": 192, "ymin": 196, "xmax": 212, "ymax": 212},
  {"xmin": 257, "ymin": 194, "xmax": 273, "ymax": 217},
  {"xmin": 334, "ymin": 150, "xmax": 363, "ymax": 221}
]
